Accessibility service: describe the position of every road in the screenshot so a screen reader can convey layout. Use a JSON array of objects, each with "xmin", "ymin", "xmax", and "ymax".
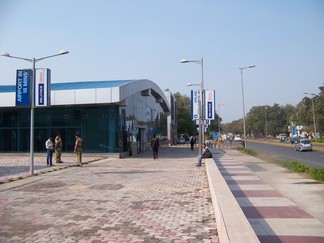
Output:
[{"xmin": 243, "ymin": 140, "xmax": 324, "ymax": 168}]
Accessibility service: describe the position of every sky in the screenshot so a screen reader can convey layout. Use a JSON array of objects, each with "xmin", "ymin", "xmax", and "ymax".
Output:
[{"xmin": 0, "ymin": 0, "xmax": 323, "ymax": 123}]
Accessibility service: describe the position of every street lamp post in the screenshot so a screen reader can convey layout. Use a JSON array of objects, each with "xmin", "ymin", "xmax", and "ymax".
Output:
[
  {"xmin": 265, "ymin": 107, "xmax": 268, "ymax": 142},
  {"xmin": 0, "ymin": 50, "xmax": 69, "ymax": 175},
  {"xmin": 181, "ymin": 58, "xmax": 204, "ymax": 155},
  {"xmin": 239, "ymin": 65, "xmax": 255, "ymax": 148},
  {"xmin": 218, "ymin": 104, "xmax": 225, "ymax": 134},
  {"xmin": 304, "ymin": 92, "xmax": 317, "ymax": 140}
]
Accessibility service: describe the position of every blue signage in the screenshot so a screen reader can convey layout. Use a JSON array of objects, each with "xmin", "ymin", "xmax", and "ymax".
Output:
[
  {"xmin": 38, "ymin": 83, "xmax": 44, "ymax": 105},
  {"xmin": 207, "ymin": 102, "xmax": 212, "ymax": 119},
  {"xmin": 16, "ymin": 70, "xmax": 31, "ymax": 106}
]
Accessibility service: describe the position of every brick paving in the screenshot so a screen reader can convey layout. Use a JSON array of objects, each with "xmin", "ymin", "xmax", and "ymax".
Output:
[
  {"xmin": 217, "ymin": 150, "xmax": 324, "ymax": 243},
  {"xmin": 0, "ymin": 147, "xmax": 218, "ymax": 243}
]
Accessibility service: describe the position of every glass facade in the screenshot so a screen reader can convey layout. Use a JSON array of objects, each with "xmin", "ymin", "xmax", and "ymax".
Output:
[{"xmin": 0, "ymin": 90, "xmax": 167, "ymax": 154}]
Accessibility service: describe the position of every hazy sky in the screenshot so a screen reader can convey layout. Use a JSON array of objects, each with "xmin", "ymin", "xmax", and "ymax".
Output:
[{"xmin": 1, "ymin": 0, "xmax": 323, "ymax": 123}]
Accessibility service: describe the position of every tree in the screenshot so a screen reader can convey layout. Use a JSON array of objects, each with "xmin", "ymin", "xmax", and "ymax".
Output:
[{"xmin": 174, "ymin": 92, "xmax": 196, "ymax": 136}]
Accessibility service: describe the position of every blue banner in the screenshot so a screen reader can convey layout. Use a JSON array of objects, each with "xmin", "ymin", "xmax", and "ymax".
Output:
[{"xmin": 16, "ymin": 69, "xmax": 31, "ymax": 106}]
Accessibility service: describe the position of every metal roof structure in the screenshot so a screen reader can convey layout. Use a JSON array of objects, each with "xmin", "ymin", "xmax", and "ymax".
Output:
[{"xmin": 0, "ymin": 79, "xmax": 170, "ymax": 112}]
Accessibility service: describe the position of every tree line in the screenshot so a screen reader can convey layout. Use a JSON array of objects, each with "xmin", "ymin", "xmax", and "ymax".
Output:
[{"xmin": 175, "ymin": 85, "xmax": 324, "ymax": 139}]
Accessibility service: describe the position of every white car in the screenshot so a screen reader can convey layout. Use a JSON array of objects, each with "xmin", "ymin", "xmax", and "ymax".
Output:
[
  {"xmin": 177, "ymin": 137, "xmax": 186, "ymax": 144},
  {"xmin": 234, "ymin": 135, "xmax": 241, "ymax": 141},
  {"xmin": 294, "ymin": 139, "xmax": 313, "ymax": 152}
]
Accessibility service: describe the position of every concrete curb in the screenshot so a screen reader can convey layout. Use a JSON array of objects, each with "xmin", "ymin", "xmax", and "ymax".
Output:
[{"xmin": 205, "ymin": 158, "xmax": 260, "ymax": 243}]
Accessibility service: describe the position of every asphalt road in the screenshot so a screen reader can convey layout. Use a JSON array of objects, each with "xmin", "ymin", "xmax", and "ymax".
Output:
[{"xmin": 242, "ymin": 140, "xmax": 324, "ymax": 168}]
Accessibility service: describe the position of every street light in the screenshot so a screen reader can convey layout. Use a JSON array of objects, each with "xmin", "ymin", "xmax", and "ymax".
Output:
[
  {"xmin": 181, "ymin": 58, "xmax": 204, "ymax": 155},
  {"xmin": 265, "ymin": 107, "xmax": 268, "ymax": 142},
  {"xmin": 239, "ymin": 65, "xmax": 255, "ymax": 148},
  {"xmin": 0, "ymin": 50, "xmax": 69, "ymax": 175},
  {"xmin": 218, "ymin": 104, "xmax": 225, "ymax": 134},
  {"xmin": 304, "ymin": 92, "xmax": 317, "ymax": 140}
]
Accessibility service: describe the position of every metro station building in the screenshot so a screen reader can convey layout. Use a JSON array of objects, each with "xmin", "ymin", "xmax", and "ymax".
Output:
[{"xmin": 0, "ymin": 79, "xmax": 176, "ymax": 157}]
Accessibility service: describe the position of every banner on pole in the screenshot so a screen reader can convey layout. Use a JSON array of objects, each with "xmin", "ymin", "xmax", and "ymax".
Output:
[
  {"xmin": 191, "ymin": 89, "xmax": 201, "ymax": 120},
  {"xmin": 35, "ymin": 68, "xmax": 51, "ymax": 106},
  {"xmin": 16, "ymin": 69, "xmax": 31, "ymax": 107},
  {"xmin": 205, "ymin": 89, "xmax": 215, "ymax": 120}
]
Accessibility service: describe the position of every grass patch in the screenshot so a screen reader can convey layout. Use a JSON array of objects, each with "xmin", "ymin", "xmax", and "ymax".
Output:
[
  {"xmin": 236, "ymin": 147, "xmax": 257, "ymax": 156},
  {"xmin": 236, "ymin": 147, "xmax": 324, "ymax": 182},
  {"xmin": 309, "ymin": 168, "xmax": 324, "ymax": 181},
  {"xmin": 283, "ymin": 161, "xmax": 310, "ymax": 173}
]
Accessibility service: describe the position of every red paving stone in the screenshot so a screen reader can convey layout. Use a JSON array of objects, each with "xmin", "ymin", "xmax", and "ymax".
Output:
[
  {"xmin": 242, "ymin": 206, "xmax": 314, "ymax": 218},
  {"xmin": 232, "ymin": 190, "xmax": 283, "ymax": 197}
]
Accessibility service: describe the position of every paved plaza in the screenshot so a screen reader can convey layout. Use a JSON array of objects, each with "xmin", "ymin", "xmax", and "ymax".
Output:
[
  {"xmin": 1, "ymin": 146, "xmax": 324, "ymax": 243},
  {"xmin": 0, "ymin": 147, "xmax": 218, "ymax": 243}
]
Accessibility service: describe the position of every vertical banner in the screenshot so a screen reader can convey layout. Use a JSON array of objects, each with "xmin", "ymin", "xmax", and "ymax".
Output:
[
  {"xmin": 191, "ymin": 89, "xmax": 201, "ymax": 120},
  {"xmin": 35, "ymin": 68, "xmax": 51, "ymax": 106},
  {"xmin": 16, "ymin": 69, "xmax": 31, "ymax": 106},
  {"xmin": 205, "ymin": 89, "xmax": 215, "ymax": 120}
]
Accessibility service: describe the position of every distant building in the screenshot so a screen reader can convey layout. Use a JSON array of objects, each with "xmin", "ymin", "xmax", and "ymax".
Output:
[
  {"xmin": 164, "ymin": 89, "xmax": 177, "ymax": 145},
  {"xmin": 0, "ymin": 79, "xmax": 172, "ymax": 157}
]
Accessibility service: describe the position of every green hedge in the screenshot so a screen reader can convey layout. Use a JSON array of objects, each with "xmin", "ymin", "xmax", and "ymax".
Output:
[{"xmin": 236, "ymin": 147, "xmax": 324, "ymax": 182}]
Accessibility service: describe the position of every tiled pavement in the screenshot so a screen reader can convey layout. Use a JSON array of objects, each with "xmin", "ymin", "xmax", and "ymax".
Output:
[
  {"xmin": 0, "ymin": 147, "xmax": 218, "ymax": 243},
  {"xmin": 215, "ymin": 149, "xmax": 324, "ymax": 243},
  {"xmin": 1, "ymin": 147, "xmax": 324, "ymax": 242}
]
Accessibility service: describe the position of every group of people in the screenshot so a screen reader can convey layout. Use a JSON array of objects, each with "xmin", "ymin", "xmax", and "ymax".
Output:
[
  {"xmin": 45, "ymin": 132, "xmax": 84, "ymax": 167},
  {"xmin": 46, "ymin": 132, "xmax": 211, "ymax": 167}
]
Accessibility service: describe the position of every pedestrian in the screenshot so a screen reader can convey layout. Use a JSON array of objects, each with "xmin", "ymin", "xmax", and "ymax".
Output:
[
  {"xmin": 74, "ymin": 133, "xmax": 84, "ymax": 167},
  {"xmin": 45, "ymin": 136, "xmax": 54, "ymax": 166},
  {"xmin": 151, "ymin": 134, "xmax": 159, "ymax": 159},
  {"xmin": 55, "ymin": 132, "xmax": 63, "ymax": 163},
  {"xmin": 189, "ymin": 135, "xmax": 195, "ymax": 151},
  {"xmin": 196, "ymin": 143, "xmax": 212, "ymax": 166}
]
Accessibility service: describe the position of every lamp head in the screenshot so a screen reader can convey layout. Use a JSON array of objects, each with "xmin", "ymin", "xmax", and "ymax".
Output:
[
  {"xmin": 180, "ymin": 59, "xmax": 189, "ymax": 63},
  {"xmin": 58, "ymin": 50, "xmax": 69, "ymax": 55},
  {"xmin": 248, "ymin": 65, "xmax": 256, "ymax": 68},
  {"xmin": 0, "ymin": 52, "xmax": 10, "ymax": 57}
]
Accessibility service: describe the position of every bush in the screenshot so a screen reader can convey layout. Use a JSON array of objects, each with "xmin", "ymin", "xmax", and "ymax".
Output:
[
  {"xmin": 284, "ymin": 161, "xmax": 310, "ymax": 173},
  {"xmin": 309, "ymin": 168, "xmax": 324, "ymax": 181}
]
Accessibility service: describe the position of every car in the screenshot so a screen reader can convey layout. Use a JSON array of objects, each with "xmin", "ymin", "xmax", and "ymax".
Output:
[
  {"xmin": 290, "ymin": 136, "xmax": 299, "ymax": 144},
  {"xmin": 294, "ymin": 139, "xmax": 313, "ymax": 152},
  {"xmin": 177, "ymin": 137, "xmax": 186, "ymax": 144},
  {"xmin": 278, "ymin": 134, "xmax": 287, "ymax": 140},
  {"xmin": 234, "ymin": 135, "xmax": 241, "ymax": 141}
]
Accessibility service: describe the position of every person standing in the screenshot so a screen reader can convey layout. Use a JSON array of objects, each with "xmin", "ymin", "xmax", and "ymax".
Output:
[
  {"xmin": 74, "ymin": 133, "xmax": 83, "ymax": 167},
  {"xmin": 55, "ymin": 132, "xmax": 63, "ymax": 164},
  {"xmin": 151, "ymin": 134, "xmax": 159, "ymax": 159},
  {"xmin": 189, "ymin": 135, "xmax": 195, "ymax": 151},
  {"xmin": 45, "ymin": 136, "xmax": 54, "ymax": 166},
  {"xmin": 196, "ymin": 143, "xmax": 212, "ymax": 166}
]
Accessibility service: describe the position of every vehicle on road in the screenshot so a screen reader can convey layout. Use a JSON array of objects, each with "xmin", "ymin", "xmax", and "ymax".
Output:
[
  {"xmin": 290, "ymin": 136, "xmax": 299, "ymax": 144},
  {"xmin": 294, "ymin": 139, "xmax": 313, "ymax": 152},
  {"xmin": 278, "ymin": 134, "xmax": 287, "ymax": 140},
  {"xmin": 177, "ymin": 136, "xmax": 186, "ymax": 144},
  {"xmin": 234, "ymin": 135, "xmax": 241, "ymax": 141}
]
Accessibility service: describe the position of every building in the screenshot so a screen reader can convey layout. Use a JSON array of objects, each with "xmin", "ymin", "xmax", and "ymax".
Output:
[
  {"xmin": 163, "ymin": 89, "xmax": 177, "ymax": 145},
  {"xmin": 0, "ymin": 79, "xmax": 174, "ymax": 157}
]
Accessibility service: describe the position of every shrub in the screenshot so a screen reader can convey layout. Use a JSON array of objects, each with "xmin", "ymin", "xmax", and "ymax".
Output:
[
  {"xmin": 309, "ymin": 168, "xmax": 324, "ymax": 181},
  {"xmin": 284, "ymin": 161, "xmax": 310, "ymax": 173}
]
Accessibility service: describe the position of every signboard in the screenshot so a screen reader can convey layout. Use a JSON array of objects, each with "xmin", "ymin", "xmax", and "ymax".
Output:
[
  {"xmin": 35, "ymin": 68, "xmax": 51, "ymax": 106},
  {"xmin": 191, "ymin": 89, "xmax": 201, "ymax": 120},
  {"xmin": 16, "ymin": 69, "xmax": 31, "ymax": 106},
  {"xmin": 205, "ymin": 89, "xmax": 215, "ymax": 120}
]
